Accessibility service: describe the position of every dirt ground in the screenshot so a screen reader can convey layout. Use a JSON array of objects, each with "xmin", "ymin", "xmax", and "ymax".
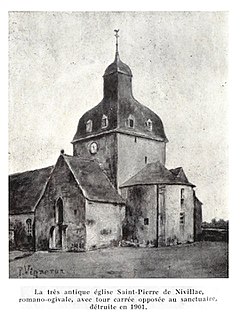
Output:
[{"xmin": 9, "ymin": 241, "xmax": 228, "ymax": 278}]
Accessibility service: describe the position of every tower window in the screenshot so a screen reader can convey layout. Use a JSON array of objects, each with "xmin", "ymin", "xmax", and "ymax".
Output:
[
  {"xmin": 127, "ymin": 115, "xmax": 135, "ymax": 128},
  {"xmin": 145, "ymin": 156, "xmax": 148, "ymax": 164},
  {"xmin": 26, "ymin": 219, "xmax": 32, "ymax": 236},
  {"xmin": 144, "ymin": 218, "xmax": 149, "ymax": 225},
  {"xmin": 86, "ymin": 120, "xmax": 92, "ymax": 133},
  {"xmin": 180, "ymin": 188, "xmax": 185, "ymax": 206},
  {"xmin": 135, "ymin": 137, "xmax": 137, "ymax": 143},
  {"xmin": 101, "ymin": 114, "xmax": 108, "ymax": 128},
  {"xmin": 146, "ymin": 119, "xmax": 153, "ymax": 131}
]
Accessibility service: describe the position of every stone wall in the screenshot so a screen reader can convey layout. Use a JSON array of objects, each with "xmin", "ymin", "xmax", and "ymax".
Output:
[
  {"xmin": 121, "ymin": 184, "xmax": 194, "ymax": 246},
  {"xmin": 164, "ymin": 185, "xmax": 194, "ymax": 245},
  {"xmin": 121, "ymin": 185, "xmax": 157, "ymax": 245},
  {"xmin": 73, "ymin": 132, "xmax": 166, "ymax": 190},
  {"xmin": 9, "ymin": 213, "xmax": 35, "ymax": 250},
  {"xmin": 35, "ymin": 156, "xmax": 86, "ymax": 251},
  {"xmin": 73, "ymin": 133, "xmax": 118, "ymax": 188},
  {"xmin": 85, "ymin": 200, "xmax": 125, "ymax": 250},
  {"xmin": 194, "ymin": 197, "xmax": 203, "ymax": 241},
  {"xmin": 117, "ymin": 133, "xmax": 166, "ymax": 188}
]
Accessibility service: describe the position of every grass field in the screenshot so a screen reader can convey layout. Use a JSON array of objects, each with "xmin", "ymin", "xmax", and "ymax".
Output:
[{"xmin": 9, "ymin": 241, "xmax": 228, "ymax": 278}]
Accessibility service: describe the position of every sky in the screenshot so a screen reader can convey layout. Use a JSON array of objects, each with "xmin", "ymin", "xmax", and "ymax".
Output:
[{"xmin": 8, "ymin": 11, "xmax": 228, "ymax": 222}]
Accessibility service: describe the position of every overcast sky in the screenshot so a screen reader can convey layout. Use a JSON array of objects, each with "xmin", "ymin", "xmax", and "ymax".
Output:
[{"xmin": 8, "ymin": 11, "xmax": 228, "ymax": 222}]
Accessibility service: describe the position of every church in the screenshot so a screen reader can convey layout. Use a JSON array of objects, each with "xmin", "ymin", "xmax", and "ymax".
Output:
[{"xmin": 9, "ymin": 31, "xmax": 202, "ymax": 252}]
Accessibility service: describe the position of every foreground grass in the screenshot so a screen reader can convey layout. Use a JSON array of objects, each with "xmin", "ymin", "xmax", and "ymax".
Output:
[{"xmin": 9, "ymin": 241, "xmax": 228, "ymax": 278}]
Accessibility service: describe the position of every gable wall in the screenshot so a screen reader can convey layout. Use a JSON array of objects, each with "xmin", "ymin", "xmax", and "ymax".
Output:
[{"xmin": 35, "ymin": 156, "xmax": 86, "ymax": 251}]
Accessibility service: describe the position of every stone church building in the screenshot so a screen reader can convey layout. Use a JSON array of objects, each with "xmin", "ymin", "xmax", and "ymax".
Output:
[{"xmin": 9, "ymin": 33, "xmax": 202, "ymax": 252}]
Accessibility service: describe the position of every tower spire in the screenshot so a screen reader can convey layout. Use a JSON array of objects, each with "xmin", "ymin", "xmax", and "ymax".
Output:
[{"xmin": 114, "ymin": 29, "xmax": 120, "ymax": 60}]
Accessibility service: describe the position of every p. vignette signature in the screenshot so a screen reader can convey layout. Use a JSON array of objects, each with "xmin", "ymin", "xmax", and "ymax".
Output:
[{"xmin": 17, "ymin": 265, "xmax": 65, "ymax": 278}]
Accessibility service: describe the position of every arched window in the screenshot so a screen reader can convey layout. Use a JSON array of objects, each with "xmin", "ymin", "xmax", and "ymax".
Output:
[
  {"xmin": 56, "ymin": 198, "xmax": 64, "ymax": 225},
  {"xmin": 127, "ymin": 115, "xmax": 135, "ymax": 128},
  {"xmin": 86, "ymin": 119, "xmax": 92, "ymax": 133},
  {"xmin": 145, "ymin": 119, "xmax": 152, "ymax": 131},
  {"xmin": 26, "ymin": 219, "xmax": 32, "ymax": 236},
  {"xmin": 101, "ymin": 114, "xmax": 108, "ymax": 128}
]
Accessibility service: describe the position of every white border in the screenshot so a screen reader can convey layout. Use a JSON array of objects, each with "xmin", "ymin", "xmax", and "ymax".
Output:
[{"xmin": 1, "ymin": 1, "xmax": 239, "ymax": 320}]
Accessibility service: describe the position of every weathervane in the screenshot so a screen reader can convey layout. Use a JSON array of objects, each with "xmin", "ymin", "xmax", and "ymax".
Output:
[{"xmin": 114, "ymin": 29, "xmax": 119, "ymax": 55}]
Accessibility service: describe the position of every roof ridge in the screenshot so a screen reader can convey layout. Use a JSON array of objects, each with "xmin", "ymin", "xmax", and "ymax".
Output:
[
  {"xmin": 63, "ymin": 155, "xmax": 124, "ymax": 204},
  {"xmin": 94, "ymin": 163, "xmax": 124, "ymax": 201},
  {"xmin": 121, "ymin": 163, "xmax": 150, "ymax": 186},
  {"xmin": 9, "ymin": 165, "xmax": 54, "ymax": 177},
  {"xmin": 120, "ymin": 160, "xmax": 169, "ymax": 187},
  {"xmin": 62, "ymin": 156, "xmax": 89, "ymax": 199},
  {"xmin": 63, "ymin": 154, "xmax": 96, "ymax": 162}
]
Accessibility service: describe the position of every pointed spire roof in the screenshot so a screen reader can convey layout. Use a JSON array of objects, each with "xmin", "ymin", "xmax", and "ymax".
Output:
[{"xmin": 104, "ymin": 29, "xmax": 132, "ymax": 77}]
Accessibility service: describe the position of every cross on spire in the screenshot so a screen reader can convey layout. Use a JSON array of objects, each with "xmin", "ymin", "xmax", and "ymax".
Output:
[{"xmin": 114, "ymin": 29, "xmax": 119, "ymax": 56}]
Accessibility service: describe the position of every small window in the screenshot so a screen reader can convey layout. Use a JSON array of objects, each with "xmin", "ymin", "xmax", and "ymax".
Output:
[
  {"xmin": 127, "ymin": 115, "xmax": 135, "ymax": 128},
  {"xmin": 101, "ymin": 115, "xmax": 108, "ymax": 128},
  {"xmin": 145, "ymin": 156, "xmax": 148, "ymax": 164},
  {"xmin": 74, "ymin": 209, "xmax": 77, "ymax": 215},
  {"xmin": 144, "ymin": 218, "xmax": 149, "ymax": 225},
  {"xmin": 181, "ymin": 188, "xmax": 185, "ymax": 206},
  {"xmin": 181, "ymin": 188, "xmax": 185, "ymax": 199},
  {"xmin": 86, "ymin": 119, "xmax": 92, "ymax": 133},
  {"xmin": 146, "ymin": 119, "xmax": 152, "ymax": 131},
  {"xmin": 26, "ymin": 219, "xmax": 32, "ymax": 236},
  {"xmin": 135, "ymin": 137, "xmax": 137, "ymax": 143}
]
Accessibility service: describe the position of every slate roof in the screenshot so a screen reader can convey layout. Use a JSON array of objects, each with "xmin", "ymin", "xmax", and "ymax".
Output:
[
  {"xmin": 170, "ymin": 167, "xmax": 191, "ymax": 185},
  {"xmin": 73, "ymin": 98, "xmax": 167, "ymax": 142},
  {"xmin": 120, "ymin": 161, "xmax": 195, "ymax": 188},
  {"xmin": 9, "ymin": 155, "xmax": 125, "ymax": 215},
  {"xmin": 104, "ymin": 52, "xmax": 132, "ymax": 76},
  {"xmin": 9, "ymin": 166, "xmax": 54, "ymax": 214},
  {"xmin": 72, "ymin": 52, "xmax": 167, "ymax": 143},
  {"xmin": 63, "ymin": 155, "xmax": 125, "ymax": 204}
]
